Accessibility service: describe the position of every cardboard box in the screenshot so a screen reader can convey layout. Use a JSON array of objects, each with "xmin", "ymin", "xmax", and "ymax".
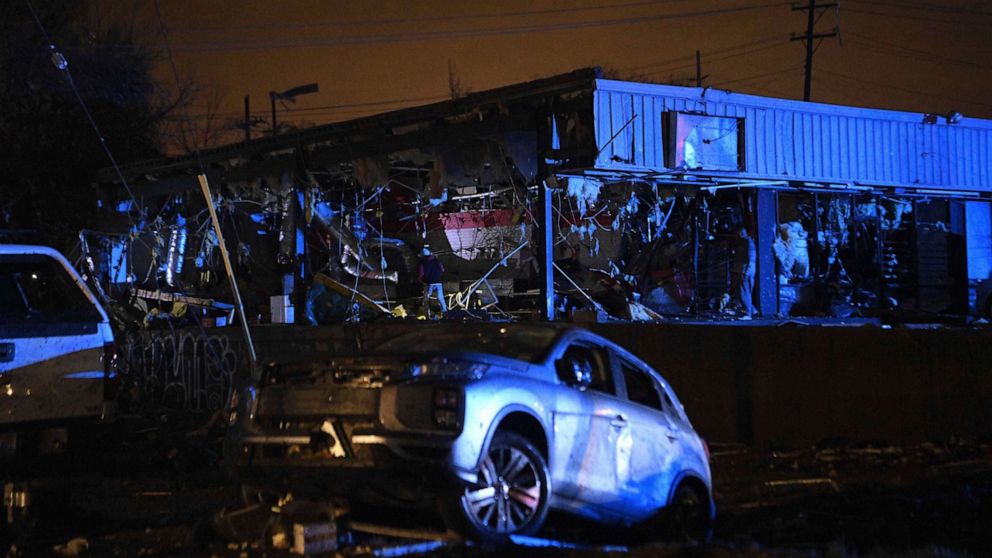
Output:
[{"xmin": 271, "ymin": 295, "xmax": 294, "ymax": 324}]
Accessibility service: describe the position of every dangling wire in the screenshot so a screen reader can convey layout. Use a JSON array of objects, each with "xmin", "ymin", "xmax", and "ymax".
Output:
[
  {"xmin": 153, "ymin": 0, "xmax": 205, "ymax": 172},
  {"xmin": 23, "ymin": 0, "xmax": 141, "ymax": 214},
  {"xmin": 378, "ymin": 191, "xmax": 391, "ymax": 309},
  {"xmin": 348, "ymin": 186, "xmax": 361, "ymax": 322}
]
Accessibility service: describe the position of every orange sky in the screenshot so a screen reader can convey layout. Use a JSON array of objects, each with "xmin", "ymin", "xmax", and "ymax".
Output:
[{"xmin": 107, "ymin": 0, "xmax": 992, "ymax": 144}]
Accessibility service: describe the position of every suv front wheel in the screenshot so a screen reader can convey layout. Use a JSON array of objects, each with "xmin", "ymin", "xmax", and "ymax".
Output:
[{"xmin": 441, "ymin": 431, "xmax": 550, "ymax": 543}]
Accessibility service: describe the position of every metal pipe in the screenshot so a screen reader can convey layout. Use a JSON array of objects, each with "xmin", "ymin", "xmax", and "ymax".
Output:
[{"xmin": 197, "ymin": 174, "xmax": 258, "ymax": 372}]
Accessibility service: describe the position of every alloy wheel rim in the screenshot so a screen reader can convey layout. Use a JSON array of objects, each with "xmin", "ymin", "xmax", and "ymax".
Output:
[{"xmin": 462, "ymin": 445, "xmax": 542, "ymax": 533}]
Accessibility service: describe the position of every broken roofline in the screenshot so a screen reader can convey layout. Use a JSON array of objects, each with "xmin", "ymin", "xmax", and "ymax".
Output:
[
  {"xmin": 96, "ymin": 67, "xmax": 603, "ymax": 185},
  {"xmin": 99, "ymin": 66, "xmax": 992, "ymax": 197}
]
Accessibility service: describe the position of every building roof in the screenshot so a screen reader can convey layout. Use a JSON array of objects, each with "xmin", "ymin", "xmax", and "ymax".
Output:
[
  {"xmin": 99, "ymin": 67, "xmax": 992, "ymax": 197},
  {"xmin": 591, "ymin": 78, "xmax": 992, "ymax": 195},
  {"xmin": 97, "ymin": 67, "xmax": 601, "ymax": 185}
]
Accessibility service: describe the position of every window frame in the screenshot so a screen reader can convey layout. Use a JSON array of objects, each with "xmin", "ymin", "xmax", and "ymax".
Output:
[{"xmin": 614, "ymin": 353, "xmax": 667, "ymax": 413}]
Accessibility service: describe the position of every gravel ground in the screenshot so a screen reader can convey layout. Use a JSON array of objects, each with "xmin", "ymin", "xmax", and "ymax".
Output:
[{"xmin": 4, "ymin": 418, "xmax": 991, "ymax": 558}]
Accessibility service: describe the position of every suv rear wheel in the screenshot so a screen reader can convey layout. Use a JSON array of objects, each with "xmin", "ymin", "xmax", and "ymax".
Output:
[
  {"xmin": 441, "ymin": 431, "xmax": 550, "ymax": 543},
  {"xmin": 665, "ymin": 482, "xmax": 712, "ymax": 542}
]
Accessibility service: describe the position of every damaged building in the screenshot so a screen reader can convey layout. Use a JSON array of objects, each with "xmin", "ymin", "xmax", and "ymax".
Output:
[{"xmin": 89, "ymin": 68, "xmax": 992, "ymax": 327}]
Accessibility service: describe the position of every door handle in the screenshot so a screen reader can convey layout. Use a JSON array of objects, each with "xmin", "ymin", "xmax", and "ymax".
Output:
[{"xmin": 610, "ymin": 415, "xmax": 628, "ymax": 429}]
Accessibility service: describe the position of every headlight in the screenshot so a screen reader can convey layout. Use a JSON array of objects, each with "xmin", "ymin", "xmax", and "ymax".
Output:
[
  {"xmin": 407, "ymin": 359, "xmax": 489, "ymax": 379},
  {"xmin": 432, "ymin": 387, "xmax": 462, "ymax": 430}
]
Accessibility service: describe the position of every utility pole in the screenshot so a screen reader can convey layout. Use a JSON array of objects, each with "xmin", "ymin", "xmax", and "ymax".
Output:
[
  {"xmin": 243, "ymin": 95, "xmax": 251, "ymax": 141},
  {"xmin": 695, "ymin": 50, "xmax": 702, "ymax": 87},
  {"xmin": 447, "ymin": 59, "xmax": 462, "ymax": 99},
  {"xmin": 791, "ymin": 0, "xmax": 839, "ymax": 101},
  {"xmin": 270, "ymin": 92, "xmax": 278, "ymax": 136},
  {"xmin": 236, "ymin": 95, "xmax": 266, "ymax": 142}
]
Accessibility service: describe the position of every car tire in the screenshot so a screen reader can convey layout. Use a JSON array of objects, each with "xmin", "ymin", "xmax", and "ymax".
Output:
[
  {"xmin": 440, "ymin": 431, "xmax": 550, "ymax": 544},
  {"xmin": 663, "ymin": 481, "xmax": 712, "ymax": 543}
]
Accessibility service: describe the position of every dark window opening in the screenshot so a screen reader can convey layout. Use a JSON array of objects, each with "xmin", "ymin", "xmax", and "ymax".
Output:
[
  {"xmin": 619, "ymin": 359, "xmax": 663, "ymax": 411},
  {"xmin": 556, "ymin": 344, "xmax": 614, "ymax": 395}
]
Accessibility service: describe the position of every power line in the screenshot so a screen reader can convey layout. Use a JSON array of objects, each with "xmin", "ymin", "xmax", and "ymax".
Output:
[
  {"xmin": 184, "ymin": 66, "xmax": 801, "ymax": 130},
  {"xmin": 176, "ymin": 41, "xmax": 794, "ymax": 122},
  {"xmin": 178, "ymin": 42, "xmax": 794, "ymax": 121},
  {"xmin": 814, "ymin": 67, "xmax": 992, "ymax": 111},
  {"xmin": 195, "ymin": 71, "xmax": 809, "ymax": 126},
  {"xmin": 639, "ymin": 39, "xmax": 791, "ymax": 78},
  {"xmin": 167, "ymin": 2, "xmax": 791, "ymax": 53},
  {"xmin": 844, "ymin": 34, "xmax": 992, "ymax": 72},
  {"xmin": 734, "ymin": 72, "xmax": 804, "ymax": 97},
  {"xmin": 843, "ymin": 5, "xmax": 989, "ymax": 26},
  {"xmin": 179, "ymin": 46, "xmax": 797, "ymax": 123},
  {"xmin": 622, "ymin": 35, "xmax": 784, "ymax": 73},
  {"xmin": 790, "ymin": 0, "xmax": 839, "ymax": 102},
  {"xmin": 850, "ymin": 0, "xmax": 992, "ymax": 17},
  {"xmin": 154, "ymin": 0, "xmax": 202, "ymax": 163},
  {"xmin": 709, "ymin": 65, "xmax": 804, "ymax": 89},
  {"xmin": 810, "ymin": 75, "xmax": 864, "ymax": 104},
  {"xmin": 171, "ymin": 93, "xmax": 452, "ymax": 120},
  {"xmin": 236, "ymin": 67, "xmax": 807, "ymax": 125},
  {"xmin": 176, "ymin": 0, "xmax": 709, "ymax": 33},
  {"xmin": 22, "ymin": 0, "xmax": 140, "ymax": 211},
  {"xmin": 285, "ymin": 94, "xmax": 451, "ymax": 114}
]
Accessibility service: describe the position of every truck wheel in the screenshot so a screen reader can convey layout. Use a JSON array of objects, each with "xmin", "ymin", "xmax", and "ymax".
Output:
[{"xmin": 441, "ymin": 431, "xmax": 550, "ymax": 543}]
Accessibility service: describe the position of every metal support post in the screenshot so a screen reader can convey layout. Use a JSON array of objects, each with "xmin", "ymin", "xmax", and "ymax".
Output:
[
  {"xmin": 755, "ymin": 189, "xmax": 778, "ymax": 317},
  {"xmin": 536, "ymin": 99, "xmax": 556, "ymax": 321},
  {"xmin": 538, "ymin": 181, "xmax": 555, "ymax": 320}
]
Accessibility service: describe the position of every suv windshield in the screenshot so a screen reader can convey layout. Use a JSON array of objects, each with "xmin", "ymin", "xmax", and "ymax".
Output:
[
  {"xmin": 0, "ymin": 255, "xmax": 100, "ymax": 323},
  {"xmin": 374, "ymin": 327, "xmax": 558, "ymax": 363}
]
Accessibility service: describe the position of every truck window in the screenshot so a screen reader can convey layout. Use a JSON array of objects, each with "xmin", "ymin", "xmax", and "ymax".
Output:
[{"xmin": 0, "ymin": 255, "xmax": 99, "ymax": 323}]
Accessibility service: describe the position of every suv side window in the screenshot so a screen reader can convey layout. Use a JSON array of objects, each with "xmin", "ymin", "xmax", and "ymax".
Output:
[
  {"xmin": 556, "ymin": 343, "xmax": 614, "ymax": 395},
  {"xmin": 619, "ymin": 358, "xmax": 663, "ymax": 411}
]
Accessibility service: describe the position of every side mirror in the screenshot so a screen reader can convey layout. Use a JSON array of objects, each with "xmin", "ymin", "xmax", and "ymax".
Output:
[{"xmin": 569, "ymin": 359, "xmax": 593, "ymax": 390}]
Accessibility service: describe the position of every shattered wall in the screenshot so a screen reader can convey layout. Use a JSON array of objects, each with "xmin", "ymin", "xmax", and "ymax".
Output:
[
  {"xmin": 90, "ymin": 110, "xmax": 564, "ymax": 325},
  {"xmin": 88, "ymin": 69, "xmax": 990, "ymax": 328}
]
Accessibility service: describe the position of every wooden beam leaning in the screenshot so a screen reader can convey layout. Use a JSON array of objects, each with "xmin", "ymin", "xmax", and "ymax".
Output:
[{"xmin": 197, "ymin": 174, "xmax": 259, "ymax": 377}]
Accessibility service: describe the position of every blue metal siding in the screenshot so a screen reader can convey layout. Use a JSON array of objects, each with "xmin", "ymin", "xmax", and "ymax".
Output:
[{"xmin": 593, "ymin": 79, "xmax": 992, "ymax": 192}]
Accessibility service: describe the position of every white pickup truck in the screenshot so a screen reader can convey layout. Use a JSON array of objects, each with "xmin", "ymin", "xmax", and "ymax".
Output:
[{"xmin": 1, "ymin": 244, "xmax": 116, "ymax": 466}]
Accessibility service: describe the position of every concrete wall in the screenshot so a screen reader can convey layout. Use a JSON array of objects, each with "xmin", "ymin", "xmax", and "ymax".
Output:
[
  {"xmin": 133, "ymin": 323, "xmax": 992, "ymax": 449},
  {"xmin": 588, "ymin": 324, "xmax": 992, "ymax": 448}
]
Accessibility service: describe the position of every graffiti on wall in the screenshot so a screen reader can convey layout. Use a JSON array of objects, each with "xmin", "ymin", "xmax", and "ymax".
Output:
[{"xmin": 121, "ymin": 329, "xmax": 239, "ymax": 412}]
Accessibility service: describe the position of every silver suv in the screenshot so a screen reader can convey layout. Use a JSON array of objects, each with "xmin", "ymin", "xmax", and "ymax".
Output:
[{"xmin": 224, "ymin": 324, "xmax": 713, "ymax": 542}]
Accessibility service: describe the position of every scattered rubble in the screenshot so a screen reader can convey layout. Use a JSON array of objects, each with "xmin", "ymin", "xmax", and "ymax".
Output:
[
  {"xmin": 52, "ymin": 538, "xmax": 88, "ymax": 556},
  {"xmin": 3, "ymin": 429, "xmax": 989, "ymax": 557}
]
